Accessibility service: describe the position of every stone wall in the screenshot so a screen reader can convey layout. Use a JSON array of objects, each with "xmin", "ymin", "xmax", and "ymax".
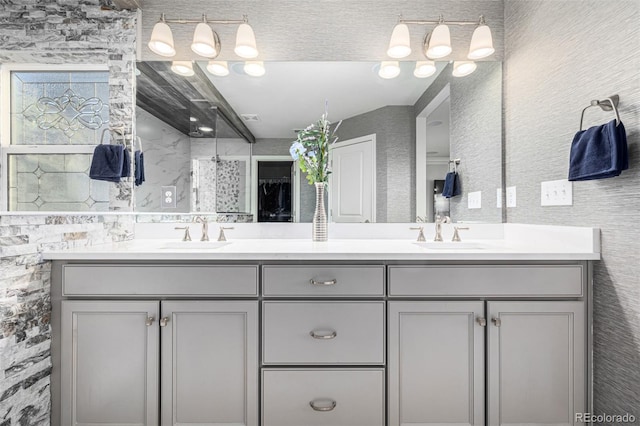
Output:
[
  {"xmin": 0, "ymin": 214, "xmax": 134, "ymax": 425},
  {"xmin": 0, "ymin": 0, "xmax": 137, "ymax": 424}
]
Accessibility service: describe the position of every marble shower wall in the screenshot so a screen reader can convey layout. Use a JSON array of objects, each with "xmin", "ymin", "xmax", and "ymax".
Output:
[
  {"xmin": 0, "ymin": 214, "xmax": 134, "ymax": 425},
  {"xmin": 135, "ymin": 108, "xmax": 191, "ymax": 212},
  {"xmin": 0, "ymin": 0, "xmax": 137, "ymax": 424}
]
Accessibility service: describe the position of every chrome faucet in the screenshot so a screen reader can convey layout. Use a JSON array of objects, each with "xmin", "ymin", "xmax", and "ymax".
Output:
[
  {"xmin": 217, "ymin": 226, "xmax": 234, "ymax": 242},
  {"xmin": 409, "ymin": 226, "xmax": 426, "ymax": 242},
  {"xmin": 194, "ymin": 216, "xmax": 209, "ymax": 241},
  {"xmin": 452, "ymin": 226, "xmax": 470, "ymax": 242},
  {"xmin": 434, "ymin": 215, "xmax": 451, "ymax": 242},
  {"xmin": 175, "ymin": 226, "xmax": 191, "ymax": 241}
]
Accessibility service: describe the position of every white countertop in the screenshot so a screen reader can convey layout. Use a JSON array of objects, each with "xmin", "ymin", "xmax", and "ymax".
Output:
[{"xmin": 42, "ymin": 232, "xmax": 601, "ymax": 261}]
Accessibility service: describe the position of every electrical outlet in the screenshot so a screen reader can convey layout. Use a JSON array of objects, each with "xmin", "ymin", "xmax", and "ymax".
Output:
[
  {"xmin": 506, "ymin": 186, "xmax": 517, "ymax": 208},
  {"xmin": 496, "ymin": 188, "xmax": 502, "ymax": 208},
  {"xmin": 468, "ymin": 191, "xmax": 482, "ymax": 209},
  {"xmin": 541, "ymin": 179, "xmax": 573, "ymax": 206},
  {"xmin": 161, "ymin": 186, "xmax": 177, "ymax": 209}
]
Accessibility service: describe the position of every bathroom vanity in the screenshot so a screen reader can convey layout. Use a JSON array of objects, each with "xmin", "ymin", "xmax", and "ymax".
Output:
[{"xmin": 46, "ymin": 229, "xmax": 598, "ymax": 426}]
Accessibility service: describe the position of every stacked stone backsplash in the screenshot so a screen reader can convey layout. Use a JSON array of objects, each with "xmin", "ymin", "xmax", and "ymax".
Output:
[
  {"xmin": 0, "ymin": 0, "xmax": 137, "ymax": 424},
  {"xmin": 0, "ymin": 214, "xmax": 134, "ymax": 425}
]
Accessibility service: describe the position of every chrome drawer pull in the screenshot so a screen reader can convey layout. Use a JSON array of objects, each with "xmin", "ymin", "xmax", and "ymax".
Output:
[
  {"xmin": 309, "ymin": 399, "xmax": 337, "ymax": 412},
  {"xmin": 309, "ymin": 278, "xmax": 337, "ymax": 286},
  {"xmin": 309, "ymin": 329, "xmax": 337, "ymax": 340}
]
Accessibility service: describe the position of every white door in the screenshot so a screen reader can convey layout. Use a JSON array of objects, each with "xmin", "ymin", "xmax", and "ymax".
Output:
[{"xmin": 329, "ymin": 135, "xmax": 376, "ymax": 223}]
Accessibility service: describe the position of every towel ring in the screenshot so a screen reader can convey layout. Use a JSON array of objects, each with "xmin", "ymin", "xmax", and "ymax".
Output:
[
  {"xmin": 579, "ymin": 95, "xmax": 620, "ymax": 131},
  {"xmin": 449, "ymin": 158, "xmax": 461, "ymax": 173},
  {"xmin": 136, "ymin": 136, "xmax": 143, "ymax": 151},
  {"xmin": 99, "ymin": 127, "xmax": 127, "ymax": 146}
]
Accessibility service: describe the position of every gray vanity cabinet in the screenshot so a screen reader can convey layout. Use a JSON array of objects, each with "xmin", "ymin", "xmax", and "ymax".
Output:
[
  {"xmin": 60, "ymin": 300, "xmax": 160, "ymax": 426},
  {"xmin": 388, "ymin": 301, "xmax": 486, "ymax": 426},
  {"xmin": 487, "ymin": 301, "xmax": 586, "ymax": 426},
  {"xmin": 160, "ymin": 301, "xmax": 258, "ymax": 426}
]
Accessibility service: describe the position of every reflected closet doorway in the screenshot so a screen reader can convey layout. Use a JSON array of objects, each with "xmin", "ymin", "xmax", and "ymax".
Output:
[{"xmin": 251, "ymin": 156, "xmax": 300, "ymax": 222}]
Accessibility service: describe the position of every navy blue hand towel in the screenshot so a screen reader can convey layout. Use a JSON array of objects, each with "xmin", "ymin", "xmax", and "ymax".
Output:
[
  {"xmin": 568, "ymin": 119, "xmax": 628, "ymax": 181},
  {"xmin": 89, "ymin": 144, "xmax": 125, "ymax": 182},
  {"xmin": 121, "ymin": 148, "xmax": 131, "ymax": 178},
  {"xmin": 442, "ymin": 172, "xmax": 461, "ymax": 198},
  {"xmin": 134, "ymin": 150, "xmax": 145, "ymax": 186}
]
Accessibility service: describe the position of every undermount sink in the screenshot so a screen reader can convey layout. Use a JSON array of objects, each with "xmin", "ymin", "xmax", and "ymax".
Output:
[
  {"xmin": 413, "ymin": 241, "xmax": 484, "ymax": 250},
  {"xmin": 160, "ymin": 241, "xmax": 231, "ymax": 250}
]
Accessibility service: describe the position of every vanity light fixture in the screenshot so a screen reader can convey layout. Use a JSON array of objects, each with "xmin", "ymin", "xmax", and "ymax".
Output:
[
  {"xmin": 413, "ymin": 60, "xmax": 437, "ymax": 78},
  {"xmin": 244, "ymin": 61, "xmax": 266, "ymax": 77},
  {"xmin": 171, "ymin": 61, "xmax": 195, "ymax": 76},
  {"xmin": 452, "ymin": 61, "xmax": 477, "ymax": 77},
  {"xmin": 148, "ymin": 14, "xmax": 258, "ymax": 59},
  {"xmin": 387, "ymin": 23, "xmax": 412, "ymax": 58},
  {"xmin": 387, "ymin": 14, "xmax": 494, "ymax": 61},
  {"xmin": 378, "ymin": 61, "xmax": 401, "ymax": 79},
  {"xmin": 206, "ymin": 60, "xmax": 230, "ymax": 76},
  {"xmin": 199, "ymin": 126, "xmax": 214, "ymax": 132}
]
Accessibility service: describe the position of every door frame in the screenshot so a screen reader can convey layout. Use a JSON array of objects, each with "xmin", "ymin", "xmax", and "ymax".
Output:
[
  {"xmin": 328, "ymin": 134, "xmax": 377, "ymax": 223},
  {"xmin": 250, "ymin": 155, "xmax": 299, "ymax": 223},
  {"xmin": 416, "ymin": 84, "xmax": 450, "ymax": 221}
]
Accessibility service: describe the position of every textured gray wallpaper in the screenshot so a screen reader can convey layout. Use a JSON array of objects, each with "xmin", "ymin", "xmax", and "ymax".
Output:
[
  {"xmin": 140, "ymin": 0, "xmax": 505, "ymax": 62},
  {"xmin": 336, "ymin": 105, "xmax": 416, "ymax": 222},
  {"xmin": 504, "ymin": 0, "xmax": 640, "ymax": 416}
]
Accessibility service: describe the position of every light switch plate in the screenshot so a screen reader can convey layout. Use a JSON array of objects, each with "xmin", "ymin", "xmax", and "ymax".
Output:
[
  {"xmin": 506, "ymin": 186, "xmax": 517, "ymax": 208},
  {"xmin": 496, "ymin": 188, "xmax": 502, "ymax": 208},
  {"xmin": 468, "ymin": 191, "xmax": 482, "ymax": 209},
  {"xmin": 541, "ymin": 179, "xmax": 573, "ymax": 206},
  {"xmin": 161, "ymin": 186, "xmax": 177, "ymax": 209}
]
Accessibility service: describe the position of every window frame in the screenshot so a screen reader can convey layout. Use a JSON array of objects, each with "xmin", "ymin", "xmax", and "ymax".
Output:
[{"xmin": 0, "ymin": 63, "xmax": 109, "ymax": 211}]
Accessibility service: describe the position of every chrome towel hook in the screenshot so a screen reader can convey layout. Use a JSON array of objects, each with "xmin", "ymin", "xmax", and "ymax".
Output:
[{"xmin": 579, "ymin": 94, "xmax": 620, "ymax": 130}]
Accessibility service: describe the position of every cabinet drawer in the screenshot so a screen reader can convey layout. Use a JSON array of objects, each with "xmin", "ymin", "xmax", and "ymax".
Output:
[
  {"xmin": 262, "ymin": 301, "xmax": 385, "ymax": 365},
  {"xmin": 389, "ymin": 265, "xmax": 584, "ymax": 297},
  {"xmin": 262, "ymin": 369, "xmax": 384, "ymax": 426},
  {"xmin": 62, "ymin": 265, "xmax": 258, "ymax": 296},
  {"xmin": 262, "ymin": 265, "xmax": 384, "ymax": 297}
]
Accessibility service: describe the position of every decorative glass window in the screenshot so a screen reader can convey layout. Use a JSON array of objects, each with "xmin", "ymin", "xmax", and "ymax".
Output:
[{"xmin": 1, "ymin": 64, "xmax": 110, "ymax": 211}]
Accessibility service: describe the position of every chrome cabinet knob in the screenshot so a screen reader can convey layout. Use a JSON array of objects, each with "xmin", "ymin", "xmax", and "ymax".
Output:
[
  {"xmin": 145, "ymin": 316, "xmax": 155, "ymax": 326},
  {"xmin": 160, "ymin": 317, "xmax": 170, "ymax": 327}
]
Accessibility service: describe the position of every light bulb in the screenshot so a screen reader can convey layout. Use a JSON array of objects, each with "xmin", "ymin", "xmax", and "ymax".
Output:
[
  {"xmin": 378, "ymin": 61, "xmax": 401, "ymax": 79},
  {"xmin": 468, "ymin": 24, "xmax": 495, "ymax": 59},
  {"xmin": 387, "ymin": 23, "xmax": 412, "ymax": 58},
  {"xmin": 244, "ymin": 61, "xmax": 265, "ymax": 77},
  {"xmin": 452, "ymin": 61, "xmax": 477, "ymax": 77},
  {"xmin": 426, "ymin": 24, "xmax": 452, "ymax": 59},
  {"xmin": 235, "ymin": 23, "xmax": 259, "ymax": 58},
  {"xmin": 148, "ymin": 20, "xmax": 176, "ymax": 57},
  {"xmin": 413, "ymin": 61, "xmax": 436, "ymax": 78},
  {"xmin": 206, "ymin": 60, "xmax": 229, "ymax": 76},
  {"xmin": 191, "ymin": 23, "xmax": 220, "ymax": 58},
  {"xmin": 171, "ymin": 61, "xmax": 195, "ymax": 77}
]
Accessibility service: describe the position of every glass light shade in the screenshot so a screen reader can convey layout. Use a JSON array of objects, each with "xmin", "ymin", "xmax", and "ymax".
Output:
[
  {"xmin": 171, "ymin": 61, "xmax": 195, "ymax": 77},
  {"xmin": 148, "ymin": 21, "xmax": 176, "ymax": 57},
  {"xmin": 387, "ymin": 23, "xmax": 412, "ymax": 58},
  {"xmin": 191, "ymin": 23, "xmax": 220, "ymax": 58},
  {"xmin": 244, "ymin": 61, "xmax": 265, "ymax": 77},
  {"xmin": 426, "ymin": 24, "xmax": 452, "ymax": 59},
  {"xmin": 468, "ymin": 24, "xmax": 495, "ymax": 59},
  {"xmin": 452, "ymin": 61, "xmax": 477, "ymax": 77},
  {"xmin": 206, "ymin": 60, "xmax": 229, "ymax": 76},
  {"xmin": 378, "ymin": 61, "xmax": 401, "ymax": 79},
  {"xmin": 199, "ymin": 126, "xmax": 214, "ymax": 132},
  {"xmin": 235, "ymin": 23, "xmax": 259, "ymax": 58},
  {"xmin": 413, "ymin": 61, "xmax": 436, "ymax": 78}
]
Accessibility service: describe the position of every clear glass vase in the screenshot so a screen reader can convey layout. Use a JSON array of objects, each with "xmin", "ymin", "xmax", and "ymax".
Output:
[{"xmin": 312, "ymin": 182, "xmax": 328, "ymax": 241}]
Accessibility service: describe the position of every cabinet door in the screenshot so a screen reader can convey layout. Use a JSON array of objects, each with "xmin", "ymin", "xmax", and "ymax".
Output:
[
  {"xmin": 61, "ymin": 300, "xmax": 159, "ymax": 426},
  {"xmin": 161, "ymin": 301, "xmax": 258, "ymax": 426},
  {"xmin": 487, "ymin": 301, "xmax": 586, "ymax": 426},
  {"xmin": 388, "ymin": 301, "xmax": 485, "ymax": 426}
]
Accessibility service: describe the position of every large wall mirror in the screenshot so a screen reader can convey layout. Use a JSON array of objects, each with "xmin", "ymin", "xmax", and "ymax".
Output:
[{"xmin": 134, "ymin": 60, "xmax": 502, "ymax": 223}]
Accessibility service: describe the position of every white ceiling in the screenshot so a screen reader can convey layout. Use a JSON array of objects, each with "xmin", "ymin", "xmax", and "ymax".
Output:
[{"xmin": 197, "ymin": 61, "xmax": 447, "ymax": 139}]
